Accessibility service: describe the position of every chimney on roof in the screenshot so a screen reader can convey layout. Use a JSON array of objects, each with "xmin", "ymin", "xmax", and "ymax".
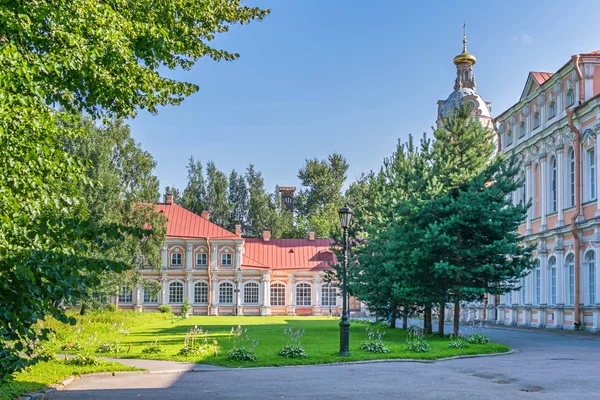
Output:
[
  {"xmin": 235, "ymin": 224, "xmax": 242, "ymax": 237},
  {"xmin": 278, "ymin": 186, "xmax": 296, "ymax": 211},
  {"xmin": 166, "ymin": 193, "xmax": 173, "ymax": 205},
  {"xmin": 201, "ymin": 210, "xmax": 212, "ymax": 220},
  {"xmin": 308, "ymin": 231, "xmax": 315, "ymax": 241},
  {"xmin": 262, "ymin": 230, "xmax": 271, "ymax": 242}
]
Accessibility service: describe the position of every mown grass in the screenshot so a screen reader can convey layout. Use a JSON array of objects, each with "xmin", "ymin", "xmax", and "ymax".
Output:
[
  {"xmin": 42, "ymin": 312, "xmax": 509, "ymax": 368},
  {"xmin": 0, "ymin": 359, "xmax": 140, "ymax": 400}
]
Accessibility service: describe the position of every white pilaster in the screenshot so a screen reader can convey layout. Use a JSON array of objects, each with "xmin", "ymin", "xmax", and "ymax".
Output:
[
  {"xmin": 235, "ymin": 272, "xmax": 243, "ymax": 316},
  {"xmin": 596, "ymin": 137, "xmax": 600, "ymax": 216},
  {"xmin": 210, "ymin": 272, "xmax": 219, "ymax": 315},
  {"xmin": 540, "ymin": 156, "xmax": 547, "ymax": 231},
  {"xmin": 312, "ymin": 275, "xmax": 322, "ymax": 316},
  {"xmin": 539, "ymin": 250, "xmax": 548, "ymax": 305},
  {"xmin": 161, "ymin": 245, "xmax": 168, "ymax": 270},
  {"xmin": 287, "ymin": 275, "xmax": 296, "ymax": 315},
  {"xmin": 261, "ymin": 271, "xmax": 271, "ymax": 316},
  {"xmin": 525, "ymin": 162, "xmax": 533, "ymax": 235},
  {"xmin": 185, "ymin": 244, "xmax": 193, "ymax": 271},
  {"xmin": 185, "ymin": 273, "xmax": 193, "ymax": 304},
  {"xmin": 556, "ymin": 250, "xmax": 565, "ymax": 305},
  {"xmin": 134, "ymin": 285, "xmax": 142, "ymax": 312},
  {"xmin": 235, "ymin": 242, "xmax": 243, "ymax": 270},
  {"xmin": 160, "ymin": 274, "xmax": 168, "ymax": 305}
]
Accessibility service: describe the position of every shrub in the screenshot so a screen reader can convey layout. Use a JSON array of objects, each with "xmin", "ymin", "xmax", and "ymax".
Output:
[
  {"xmin": 279, "ymin": 345, "xmax": 308, "ymax": 358},
  {"xmin": 105, "ymin": 304, "xmax": 117, "ymax": 312},
  {"xmin": 406, "ymin": 339, "xmax": 431, "ymax": 353},
  {"xmin": 227, "ymin": 325, "xmax": 258, "ymax": 362},
  {"xmin": 177, "ymin": 326, "xmax": 210, "ymax": 357},
  {"xmin": 278, "ymin": 327, "xmax": 307, "ymax": 358},
  {"xmin": 141, "ymin": 339, "xmax": 164, "ymax": 354},
  {"xmin": 181, "ymin": 298, "xmax": 191, "ymax": 318},
  {"xmin": 158, "ymin": 305, "xmax": 172, "ymax": 314},
  {"xmin": 65, "ymin": 354, "xmax": 102, "ymax": 366},
  {"xmin": 448, "ymin": 337, "xmax": 470, "ymax": 349},
  {"xmin": 60, "ymin": 342, "xmax": 82, "ymax": 351},
  {"xmin": 227, "ymin": 348, "xmax": 258, "ymax": 362},
  {"xmin": 96, "ymin": 340, "xmax": 122, "ymax": 354},
  {"xmin": 466, "ymin": 333, "xmax": 490, "ymax": 344},
  {"xmin": 360, "ymin": 327, "xmax": 389, "ymax": 353}
]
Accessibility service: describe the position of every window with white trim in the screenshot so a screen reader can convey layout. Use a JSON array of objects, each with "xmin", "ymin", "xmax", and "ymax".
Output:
[
  {"xmin": 221, "ymin": 253, "xmax": 232, "ymax": 266},
  {"xmin": 588, "ymin": 148, "xmax": 596, "ymax": 201},
  {"xmin": 169, "ymin": 281, "xmax": 184, "ymax": 304},
  {"xmin": 534, "ymin": 261, "xmax": 541, "ymax": 305},
  {"xmin": 507, "ymin": 291, "xmax": 513, "ymax": 305},
  {"xmin": 548, "ymin": 257, "xmax": 557, "ymax": 305},
  {"xmin": 548, "ymin": 101, "xmax": 556, "ymax": 119},
  {"xmin": 569, "ymin": 147, "xmax": 575, "ymax": 207},
  {"xmin": 321, "ymin": 284, "xmax": 337, "ymax": 307},
  {"xmin": 143, "ymin": 286, "xmax": 158, "ymax": 303},
  {"xmin": 219, "ymin": 282, "xmax": 233, "ymax": 304},
  {"xmin": 521, "ymin": 173, "xmax": 526, "ymax": 206},
  {"xmin": 196, "ymin": 253, "xmax": 207, "ymax": 267},
  {"xmin": 244, "ymin": 282, "xmax": 259, "ymax": 304},
  {"xmin": 566, "ymin": 89, "xmax": 575, "ymax": 107},
  {"xmin": 171, "ymin": 252, "xmax": 182, "ymax": 266},
  {"xmin": 118, "ymin": 285, "xmax": 132, "ymax": 303},
  {"xmin": 519, "ymin": 122, "xmax": 526, "ymax": 138},
  {"xmin": 270, "ymin": 283, "xmax": 286, "ymax": 306},
  {"xmin": 533, "ymin": 112, "xmax": 540, "ymax": 129},
  {"xmin": 194, "ymin": 282, "xmax": 208, "ymax": 303},
  {"xmin": 566, "ymin": 254, "xmax": 575, "ymax": 305},
  {"xmin": 506, "ymin": 130, "xmax": 513, "ymax": 146},
  {"xmin": 550, "ymin": 156, "xmax": 557, "ymax": 213},
  {"xmin": 587, "ymin": 251, "xmax": 596, "ymax": 305},
  {"xmin": 521, "ymin": 277, "xmax": 526, "ymax": 305},
  {"xmin": 296, "ymin": 283, "xmax": 312, "ymax": 306}
]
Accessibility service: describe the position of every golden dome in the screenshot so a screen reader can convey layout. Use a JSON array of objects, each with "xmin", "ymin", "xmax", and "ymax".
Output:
[{"xmin": 453, "ymin": 27, "xmax": 476, "ymax": 65}]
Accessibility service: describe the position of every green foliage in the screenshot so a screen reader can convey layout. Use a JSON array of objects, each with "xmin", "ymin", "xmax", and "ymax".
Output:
[
  {"xmin": 278, "ymin": 327, "xmax": 307, "ymax": 358},
  {"xmin": 141, "ymin": 339, "xmax": 165, "ymax": 354},
  {"xmin": 95, "ymin": 340, "xmax": 122, "ymax": 354},
  {"xmin": 181, "ymin": 298, "xmax": 191, "ymax": 317},
  {"xmin": 65, "ymin": 355, "xmax": 102, "ymax": 367},
  {"xmin": 177, "ymin": 326, "xmax": 210, "ymax": 357},
  {"xmin": 405, "ymin": 325, "xmax": 430, "ymax": 353},
  {"xmin": 158, "ymin": 305, "xmax": 172, "ymax": 314},
  {"xmin": 227, "ymin": 347, "xmax": 258, "ymax": 362},
  {"xmin": 448, "ymin": 337, "xmax": 470, "ymax": 349},
  {"xmin": 227, "ymin": 325, "xmax": 258, "ymax": 362},
  {"xmin": 105, "ymin": 304, "xmax": 117, "ymax": 313},
  {"xmin": 278, "ymin": 345, "xmax": 308, "ymax": 358},
  {"xmin": 466, "ymin": 333, "xmax": 490, "ymax": 344},
  {"xmin": 360, "ymin": 341, "xmax": 390, "ymax": 353}
]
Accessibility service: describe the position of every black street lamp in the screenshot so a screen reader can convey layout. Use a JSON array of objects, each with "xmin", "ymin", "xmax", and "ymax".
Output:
[{"xmin": 338, "ymin": 204, "xmax": 353, "ymax": 356}]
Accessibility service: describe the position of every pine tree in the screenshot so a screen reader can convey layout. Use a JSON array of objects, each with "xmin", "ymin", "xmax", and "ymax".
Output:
[
  {"xmin": 205, "ymin": 161, "xmax": 230, "ymax": 227},
  {"xmin": 227, "ymin": 170, "xmax": 248, "ymax": 231},
  {"xmin": 181, "ymin": 156, "xmax": 208, "ymax": 215}
]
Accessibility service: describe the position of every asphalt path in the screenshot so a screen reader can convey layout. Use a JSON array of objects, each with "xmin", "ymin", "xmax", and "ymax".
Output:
[{"xmin": 47, "ymin": 323, "xmax": 600, "ymax": 400}]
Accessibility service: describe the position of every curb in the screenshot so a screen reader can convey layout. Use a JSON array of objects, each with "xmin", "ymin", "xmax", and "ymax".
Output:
[
  {"xmin": 19, "ymin": 376, "xmax": 75, "ymax": 400},
  {"xmin": 481, "ymin": 324, "xmax": 600, "ymax": 340}
]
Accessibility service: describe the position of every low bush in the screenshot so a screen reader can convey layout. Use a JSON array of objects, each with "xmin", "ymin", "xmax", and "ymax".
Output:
[
  {"xmin": 158, "ymin": 305, "xmax": 172, "ymax": 314},
  {"xmin": 105, "ymin": 304, "xmax": 117, "ymax": 312},
  {"xmin": 278, "ymin": 345, "xmax": 308, "ymax": 358},
  {"xmin": 95, "ymin": 340, "xmax": 121, "ymax": 354},
  {"xmin": 227, "ymin": 325, "xmax": 258, "ymax": 362},
  {"xmin": 406, "ymin": 339, "xmax": 431, "ymax": 353},
  {"xmin": 227, "ymin": 347, "xmax": 257, "ymax": 362},
  {"xmin": 65, "ymin": 354, "xmax": 101, "ymax": 366},
  {"xmin": 448, "ymin": 337, "xmax": 470, "ymax": 349},
  {"xmin": 60, "ymin": 343, "xmax": 82, "ymax": 351},
  {"xmin": 360, "ymin": 327, "xmax": 390, "ymax": 353},
  {"xmin": 466, "ymin": 333, "xmax": 490, "ymax": 344},
  {"xmin": 141, "ymin": 339, "xmax": 164, "ymax": 354}
]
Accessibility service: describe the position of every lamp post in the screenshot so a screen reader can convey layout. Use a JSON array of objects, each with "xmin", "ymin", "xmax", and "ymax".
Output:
[{"xmin": 338, "ymin": 204, "xmax": 353, "ymax": 356}]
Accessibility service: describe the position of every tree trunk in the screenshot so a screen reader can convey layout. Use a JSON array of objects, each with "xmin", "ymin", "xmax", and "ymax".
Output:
[
  {"xmin": 402, "ymin": 309, "xmax": 408, "ymax": 329},
  {"xmin": 424, "ymin": 305, "xmax": 432, "ymax": 334},
  {"xmin": 80, "ymin": 303, "xmax": 87, "ymax": 316},
  {"xmin": 438, "ymin": 302, "xmax": 445, "ymax": 336},
  {"xmin": 453, "ymin": 298, "xmax": 460, "ymax": 336},
  {"xmin": 390, "ymin": 310, "xmax": 398, "ymax": 328}
]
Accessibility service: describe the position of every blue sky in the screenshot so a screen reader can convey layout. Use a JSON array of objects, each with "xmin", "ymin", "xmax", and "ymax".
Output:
[{"xmin": 128, "ymin": 0, "xmax": 600, "ymax": 194}]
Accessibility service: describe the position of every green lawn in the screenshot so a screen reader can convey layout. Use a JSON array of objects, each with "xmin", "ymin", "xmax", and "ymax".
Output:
[
  {"xmin": 43, "ymin": 312, "xmax": 509, "ymax": 367},
  {"xmin": 0, "ymin": 359, "xmax": 140, "ymax": 400}
]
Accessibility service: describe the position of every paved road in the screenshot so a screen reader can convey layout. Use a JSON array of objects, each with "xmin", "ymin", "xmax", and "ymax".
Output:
[{"xmin": 48, "ymin": 326, "xmax": 600, "ymax": 400}]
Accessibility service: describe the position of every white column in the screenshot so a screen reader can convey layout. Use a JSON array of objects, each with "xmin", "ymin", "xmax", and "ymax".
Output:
[
  {"xmin": 161, "ymin": 274, "xmax": 168, "ymax": 305},
  {"xmin": 261, "ymin": 271, "xmax": 271, "ymax": 316},
  {"xmin": 312, "ymin": 275, "xmax": 322, "ymax": 316},
  {"xmin": 210, "ymin": 272, "xmax": 219, "ymax": 315},
  {"xmin": 235, "ymin": 273, "xmax": 243, "ymax": 316},
  {"xmin": 556, "ymin": 251, "xmax": 565, "ymax": 305},
  {"xmin": 287, "ymin": 275, "xmax": 296, "ymax": 315},
  {"xmin": 526, "ymin": 271, "xmax": 533, "ymax": 305},
  {"xmin": 525, "ymin": 162, "xmax": 533, "ymax": 235},
  {"xmin": 540, "ymin": 156, "xmax": 547, "ymax": 231},
  {"xmin": 134, "ymin": 285, "xmax": 142, "ymax": 312},
  {"xmin": 557, "ymin": 148, "xmax": 565, "ymax": 226},
  {"xmin": 185, "ymin": 273, "xmax": 193, "ymax": 303},
  {"xmin": 185, "ymin": 244, "xmax": 193, "ymax": 271},
  {"xmin": 539, "ymin": 253, "xmax": 548, "ymax": 305},
  {"xmin": 235, "ymin": 243, "xmax": 243, "ymax": 270},
  {"xmin": 161, "ymin": 245, "xmax": 168, "ymax": 270}
]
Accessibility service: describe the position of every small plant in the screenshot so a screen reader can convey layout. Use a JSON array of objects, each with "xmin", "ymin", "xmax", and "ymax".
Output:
[
  {"xmin": 60, "ymin": 342, "xmax": 82, "ymax": 351},
  {"xmin": 360, "ymin": 327, "xmax": 389, "ymax": 353},
  {"xmin": 141, "ymin": 338, "xmax": 165, "ymax": 354},
  {"xmin": 65, "ymin": 354, "xmax": 102, "ymax": 366},
  {"xmin": 405, "ymin": 325, "xmax": 430, "ymax": 353},
  {"xmin": 448, "ymin": 337, "xmax": 470, "ymax": 349},
  {"xmin": 158, "ymin": 305, "xmax": 172, "ymax": 313},
  {"xmin": 466, "ymin": 333, "xmax": 490, "ymax": 344},
  {"xmin": 95, "ymin": 340, "xmax": 122, "ymax": 354},
  {"xmin": 177, "ymin": 326, "xmax": 210, "ymax": 357},
  {"xmin": 181, "ymin": 298, "xmax": 191, "ymax": 318},
  {"xmin": 105, "ymin": 304, "xmax": 117, "ymax": 312},
  {"xmin": 278, "ymin": 327, "xmax": 307, "ymax": 358},
  {"xmin": 227, "ymin": 325, "xmax": 259, "ymax": 362}
]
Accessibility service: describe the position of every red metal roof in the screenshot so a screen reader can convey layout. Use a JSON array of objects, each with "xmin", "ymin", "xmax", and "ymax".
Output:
[
  {"xmin": 583, "ymin": 50, "xmax": 600, "ymax": 55},
  {"xmin": 156, "ymin": 203, "xmax": 239, "ymax": 239},
  {"xmin": 243, "ymin": 238, "xmax": 337, "ymax": 271},
  {"xmin": 530, "ymin": 72, "xmax": 554, "ymax": 85}
]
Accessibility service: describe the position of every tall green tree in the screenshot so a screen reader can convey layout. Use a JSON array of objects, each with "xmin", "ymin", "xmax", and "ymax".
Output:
[
  {"xmin": 0, "ymin": 0, "xmax": 268, "ymax": 379},
  {"xmin": 163, "ymin": 186, "xmax": 182, "ymax": 204},
  {"xmin": 245, "ymin": 165, "xmax": 272, "ymax": 237},
  {"xmin": 181, "ymin": 156, "xmax": 208, "ymax": 214},
  {"xmin": 227, "ymin": 170, "xmax": 248, "ymax": 231}
]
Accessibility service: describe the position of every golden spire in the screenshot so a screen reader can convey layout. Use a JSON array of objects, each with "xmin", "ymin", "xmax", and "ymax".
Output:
[{"xmin": 453, "ymin": 23, "xmax": 477, "ymax": 65}]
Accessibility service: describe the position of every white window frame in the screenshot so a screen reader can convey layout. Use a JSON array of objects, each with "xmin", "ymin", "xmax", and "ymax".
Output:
[
  {"xmin": 569, "ymin": 148, "xmax": 576, "ymax": 207},
  {"xmin": 243, "ymin": 282, "xmax": 260, "ymax": 305},
  {"xmin": 118, "ymin": 285, "xmax": 133, "ymax": 303},
  {"xmin": 588, "ymin": 148, "xmax": 596, "ymax": 201},
  {"xmin": 533, "ymin": 112, "xmax": 540, "ymax": 129},
  {"xmin": 519, "ymin": 122, "xmax": 526, "ymax": 138},
  {"xmin": 566, "ymin": 89, "xmax": 575, "ymax": 107},
  {"xmin": 219, "ymin": 282, "xmax": 233, "ymax": 304},
  {"xmin": 171, "ymin": 252, "xmax": 182, "ymax": 267},
  {"xmin": 534, "ymin": 265, "xmax": 541, "ymax": 306},
  {"xmin": 548, "ymin": 257, "xmax": 557, "ymax": 305},
  {"xmin": 169, "ymin": 281, "xmax": 184, "ymax": 304},
  {"xmin": 587, "ymin": 251, "xmax": 596, "ymax": 305},
  {"xmin": 548, "ymin": 101, "xmax": 556, "ymax": 119},
  {"xmin": 296, "ymin": 283, "xmax": 312, "ymax": 306},
  {"xmin": 270, "ymin": 283, "xmax": 286, "ymax": 306},
  {"xmin": 506, "ymin": 130, "xmax": 513, "ymax": 146},
  {"xmin": 143, "ymin": 286, "xmax": 158, "ymax": 303},
  {"xmin": 195, "ymin": 253, "xmax": 207, "ymax": 267},
  {"xmin": 321, "ymin": 284, "xmax": 338, "ymax": 307},
  {"xmin": 194, "ymin": 281, "xmax": 208, "ymax": 304},
  {"xmin": 566, "ymin": 254, "xmax": 575, "ymax": 305},
  {"xmin": 221, "ymin": 253, "xmax": 233, "ymax": 267},
  {"xmin": 550, "ymin": 156, "xmax": 557, "ymax": 213}
]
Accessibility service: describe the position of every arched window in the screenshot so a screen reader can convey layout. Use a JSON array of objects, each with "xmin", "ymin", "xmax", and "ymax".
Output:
[
  {"xmin": 118, "ymin": 285, "xmax": 132, "ymax": 303},
  {"xmin": 569, "ymin": 148, "xmax": 576, "ymax": 207},
  {"xmin": 463, "ymin": 70, "xmax": 469, "ymax": 82},
  {"xmin": 322, "ymin": 284, "xmax": 338, "ymax": 307},
  {"xmin": 221, "ymin": 253, "xmax": 232, "ymax": 266},
  {"xmin": 194, "ymin": 282, "xmax": 208, "ymax": 303},
  {"xmin": 244, "ymin": 282, "xmax": 259, "ymax": 304},
  {"xmin": 169, "ymin": 281, "xmax": 184, "ymax": 304},
  {"xmin": 296, "ymin": 283, "xmax": 312, "ymax": 306},
  {"xmin": 566, "ymin": 254, "xmax": 575, "ymax": 305},
  {"xmin": 533, "ymin": 112, "xmax": 540, "ymax": 129},
  {"xmin": 548, "ymin": 257, "xmax": 557, "ymax": 305},
  {"xmin": 586, "ymin": 251, "xmax": 596, "ymax": 305},
  {"xmin": 588, "ymin": 148, "xmax": 596, "ymax": 201},
  {"xmin": 534, "ymin": 260, "xmax": 541, "ymax": 305},
  {"xmin": 219, "ymin": 282, "xmax": 233, "ymax": 304},
  {"xmin": 548, "ymin": 101, "xmax": 556, "ymax": 119},
  {"xmin": 550, "ymin": 156, "xmax": 557, "ymax": 213},
  {"xmin": 270, "ymin": 283, "xmax": 285, "ymax": 306}
]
